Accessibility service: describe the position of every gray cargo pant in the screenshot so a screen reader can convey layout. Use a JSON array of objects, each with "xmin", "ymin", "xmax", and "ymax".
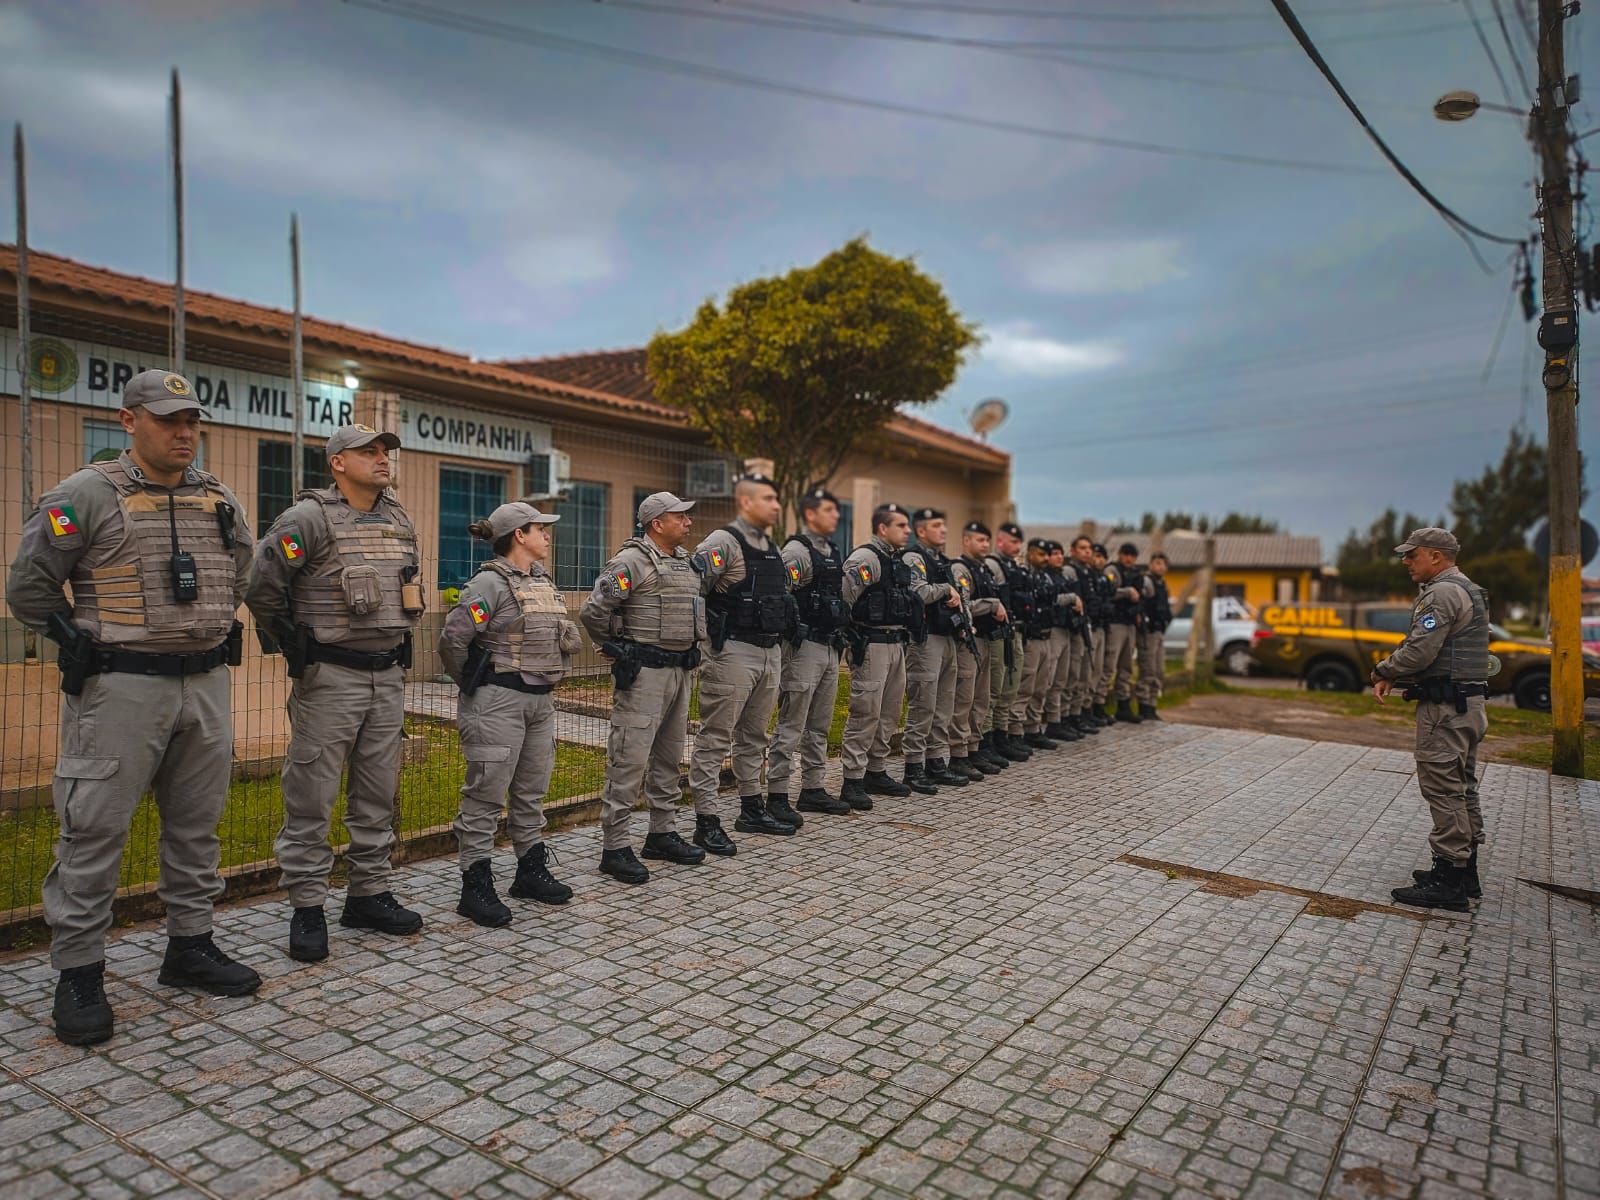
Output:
[
  {"xmin": 1102, "ymin": 623, "xmax": 1138, "ymax": 703},
  {"xmin": 1083, "ymin": 626, "xmax": 1108, "ymax": 709},
  {"xmin": 1022, "ymin": 631, "xmax": 1064, "ymax": 733},
  {"xmin": 44, "ymin": 667, "xmax": 231, "ymax": 970},
  {"xmin": 1136, "ymin": 629, "xmax": 1167, "ymax": 704},
  {"xmin": 1414, "ymin": 697, "xmax": 1488, "ymax": 863},
  {"xmin": 1046, "ymin": 628, "xmax": 1077, "ymax": 724},
  {"xmin": 988, "ymin": 629, "xmax": 1022, "ymax": 736},
  {"xmin": 453, "ymin": 685, "xmax": 556, "ymax": 867},
  {"xmin": 904, "ymin": 634, "xmax": 957, "ymax": 764},
  {"xmin": 768, "ymin": 638, "xmax": 840, "ymax": 795},
  {"xmin": 277, "ymin": 662, "xmax": 405, "ymax": 909},
  {"xmin": 691, "ymin": 639, "xmax": 781, "ymax": 812},
  {"xmin": 951, "ymin": 638, "xmax": 990, "ymax": 758},
  {"xmin": 841, "ymin": 637, "xmax": 907, "ymax": 779},
  {"xmin": 601, "ymin": 664, "xmax": 691, "ymax": 851},
  {"xmin": 1011, "ymin": 637, "xmax": 1048, "ymax": 735}
]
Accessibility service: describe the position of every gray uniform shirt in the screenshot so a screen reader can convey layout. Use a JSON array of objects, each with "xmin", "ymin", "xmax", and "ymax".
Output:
[
  {"xmin": 438, "ymin": 560, "xmax": 570, "ymax": 688},
  {"xmin": 693, "ymin": 516, "xmax": 782, "ymax": 594},
  {"xmin": 949, "ymin": 557, "xmax": 1001, "ymax": 618},
  {"xmin": 841, "ymin": 536, "xmax": 903, "ymax": 607},
  {"xmin": 6, "ymin": 453, "xmax": 254, "ymax": 637},
  {"xmin": 898, "ymin": 546, "xmax": 957, "ymax": 607},
  {"xmin": 1374, "ymin": 565, "xmax": 1476, "ymax": 681}
]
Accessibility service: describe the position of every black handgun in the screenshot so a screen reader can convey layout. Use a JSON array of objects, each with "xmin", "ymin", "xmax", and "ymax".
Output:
[
  {"xmin": 46, "ymin": 612, "xmax": 93, "ymax": 697},
  {"xmin": 399, "ymin": 633, "xmax": 413, "ymax": 671},
  {"xmin": 225, "ymin": 620, "xmax": 243, "ymax": 666},
  {"xmin": 460, "ymin": 641, "xmax": 495, "ymax": 697},
  {"xmin": 707, "ymin": 608, "xmax": 729, "ymax": 654},
  {"xmin": 283, "ymin": 625, "xmax": 310, "ymax": 680},
  {"xmin": 845, "ymin": 626, "xmax": 868, "ymax": 668},
  {"xmin": 602, "ymin": 640, "xmax": 642, "ymax": 691}
]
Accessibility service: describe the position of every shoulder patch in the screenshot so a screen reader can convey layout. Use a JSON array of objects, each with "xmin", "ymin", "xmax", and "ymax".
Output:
[
  {"xmin": 614, "ymin": 566, "xmax": 632, "ymax": 594},
  {"xmin": 958, "ymin": 575, "xmax": 971, "ymax": 591},
  {"xmin": 46, "ymin": 504, "xmax": 79, "ymax": 539},
  {"xmin": 1420, "ymin": 612, "xmax": 1437, "ymax": 631},
  {"xmin": 787, "ymin": 562, "xmax": 801, "ymax": 584},
  {"xmin": 278, "ymin": 530, "xmax": 305, "ymax": 561},
  {"xmin": 466, "ymin": 598, "xmax": 489, "ymax": 625},
  {"xmin": 858, "ymin": 564, "xmax": 873, "ymax": 583},
  {"xmin": 912, "ymin": 558, "xmax": 928, "ymax": 577}
]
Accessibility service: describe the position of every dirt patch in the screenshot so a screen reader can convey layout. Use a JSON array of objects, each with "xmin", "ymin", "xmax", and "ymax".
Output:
[
  {"xmin": 1119, "ymin": 855, "xmax": 1429, "ymax": 922},
  {"xmin": 1165, "ymin": 693, "xmax": 1541, "ymax": 765},
  {"xmin": 1340, "ymin": 1165, "xmax": 1403, "ymax": 1197}
]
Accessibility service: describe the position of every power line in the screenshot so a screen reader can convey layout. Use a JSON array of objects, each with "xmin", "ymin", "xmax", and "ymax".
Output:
[
  {"xmin": 1460, "ymin": 0, "xmax": 1521, "ymax": 105},
  {"xmin": 1269, "ymin": 0, "xmax": 1527, "ymax": 268},
  {"xmin": 842, "ymin": 0, "xmax": 1458, "ymax": 22},
  {"xmin": 1488, "ymin": 0, "xmax": 1536, "ymax": 98},
  {"xmin": 343, "ymin": 0, "xmax": 1395, "ymax": 176}
]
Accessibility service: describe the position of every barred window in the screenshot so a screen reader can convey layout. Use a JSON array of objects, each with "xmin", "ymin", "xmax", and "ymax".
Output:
[{"xmin": 553, "ymin": 481, "xmax": 608, "ymax": 589}]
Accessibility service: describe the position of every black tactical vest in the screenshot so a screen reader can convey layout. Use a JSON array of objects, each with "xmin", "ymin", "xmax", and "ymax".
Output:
[
  {"xmin": 789, "ymin": 535, "xmax": 848, "ymax": 635},
  {"xmin": 851, "ymin": 544, "xmax": 920, "ymax": 628},
  {"xmin": 920, "ymin": 549, "xmax": 958, "ymax": 637},
  {"xmin": 1025, "ymin": 568, "xmax": 1058, "ymax": 639},
  {"xmin": 1002, "ymin": 557, "xmax": 1034, "ymax": 630},
  {"xmin": 709, "ymin": 525, "xmax": 789, "ymax": 634},
  {"xmin": 1112, "ymin": 563, "xmax": 1145, "ymax": 624},
  {"xmin": 961, "ymin": 555, "xmax": 1003, "ymax": 636},
  {"xmin": 1143, "ymin": 576, "xmax": 1173, "ymax": 632}
]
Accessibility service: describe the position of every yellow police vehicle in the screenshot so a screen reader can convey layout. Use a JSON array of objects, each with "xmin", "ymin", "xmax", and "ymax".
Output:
[{"xmin": 1248, "ymin": 601, "xmax": 1600, "ymax": 710}]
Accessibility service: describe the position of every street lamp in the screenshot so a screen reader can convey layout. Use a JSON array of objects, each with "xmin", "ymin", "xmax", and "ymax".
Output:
[{"xmin": 1432, "ymin": 90, "xmax": 1529, "ymax": 121}]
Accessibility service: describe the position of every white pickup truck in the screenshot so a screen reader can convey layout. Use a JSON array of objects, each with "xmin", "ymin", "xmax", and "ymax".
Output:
[{"xmin": 1161, "ymin": 596, "xmax": 1259, "ymax": 676}]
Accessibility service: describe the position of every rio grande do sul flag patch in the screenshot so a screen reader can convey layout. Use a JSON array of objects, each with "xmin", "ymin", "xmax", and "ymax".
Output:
[
  {"xmin": 46, "ymin": 505, "xmax": 79, "ymax": 538},
  {"xmin": 468, "ymin": 601, "xmax": 488, "ymax": 625},
  {"xmin": 279, "ymin": 532, "xmax": 304, "ymax": 561}
]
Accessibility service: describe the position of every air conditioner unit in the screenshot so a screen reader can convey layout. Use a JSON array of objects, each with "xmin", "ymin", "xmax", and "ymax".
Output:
[
  {"xmin": 525, "ymin": 449, "xmax": 572, "ymax": 500},
  {"xmin": 686, "ymin": 459, "xmax": 734, "ymax": 498}
]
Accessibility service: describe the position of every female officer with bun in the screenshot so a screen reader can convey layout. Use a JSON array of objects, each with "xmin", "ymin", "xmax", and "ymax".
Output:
[{"xmin": 439, "ymin": 502, "xmax": 584, "ymax": 926}]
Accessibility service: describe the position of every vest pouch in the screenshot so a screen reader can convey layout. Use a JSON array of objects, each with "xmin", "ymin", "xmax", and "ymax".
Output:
[
  {"xmin": 341, "ymin": 565, "xmax": 384, "ymax": 616},
  {"xmin": 756, "ymin": 594, "xmax": 789, "ymax": 633},
  {"xmin": 400, "ymin": 581, "xmax": 426, "ymax": 616}
]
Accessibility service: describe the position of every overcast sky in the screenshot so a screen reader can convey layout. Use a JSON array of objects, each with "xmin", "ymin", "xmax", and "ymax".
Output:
[{"xmin": 2, "ymin": 0, "xmax": 1595, "ymax": 557}]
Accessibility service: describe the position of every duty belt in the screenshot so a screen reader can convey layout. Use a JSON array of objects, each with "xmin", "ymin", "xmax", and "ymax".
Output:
[
  {"xmin": 92, "ymin": 642, "xmax": 229, "ymax": 678},
  {"xmin": 1403, "ymin": 678, "xmax": 1489, "ymax": 713},
  {"xmin": 486, "ymin": 673, "xmax": 554, "ymax": 695},
  {"xmin": 726, "ymin": 630, "xmax": 783, "ymax": 648},
  {"xmin": 307, "ymin": 639, "xmax": 406, "ymax": 671},
  {"xmin": 862, "ymin": 628, "xmax": 909, "ymax": 644},
  {"xmin": 636, "ymin": 644, "xmax": 701, "ymax": 670}
]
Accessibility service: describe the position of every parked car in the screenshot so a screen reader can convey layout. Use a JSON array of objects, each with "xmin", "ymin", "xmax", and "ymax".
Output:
[
  {"xmin": 1583, "ymin": 615, "xmax": 1600, "ymax": 657},
  {"xmin": 1248, "ymin": 601, "xmax": 1600, "ymax": 710},
  {"xmin": 1163, "ymin": 596, "xmax": 1259, "ymax": 676}
]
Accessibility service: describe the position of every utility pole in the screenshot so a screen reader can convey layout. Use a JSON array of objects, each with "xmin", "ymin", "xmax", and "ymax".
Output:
[
  {"xmin": 1184, "ymin": 535, "xmax": 1217, "ymax": 689},
  {"xmin": 1535, "ymin": 0, "xmax": 1584, "ymax": 776},
  {"xmin": 14, "ymin": 124, "xmax": 31, "ymax": 517},
  {"xmin": 290, "ymin": 214, "xmax": 304, "ymax": 496},
  {"xmin": 170, "ymin": 69, "xmax": 185, "ymax": 370}
]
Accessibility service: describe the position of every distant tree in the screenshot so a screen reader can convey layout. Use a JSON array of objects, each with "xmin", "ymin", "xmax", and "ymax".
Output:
[
  {"xmin": 1459, "ymin": 548, "xmax": 1542, "ymax": 621},
  {"xmin": 1336, "ymin": 507, "xmax": 1436, "ymax": 570},
  {"xmin": 1448, "ymin": 427, "xmax": 1585, "ymax": 555},
  {"xmin": 1213, "ymin": 512, "xmax": 1280, "ymax": 534},
  {"xmin": 647, "ymin": 238, "xmax": 979, "ymax": 529},
  {"xmin": 1337, "ymin": 557, "xmax": 1412, "ymax": 599}
]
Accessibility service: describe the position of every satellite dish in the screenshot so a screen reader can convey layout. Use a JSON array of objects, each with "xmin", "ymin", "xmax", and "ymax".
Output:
[
  {"xmin": 1433, "ymin": 90, "xmax": 1481, "ymax": 121},
  {"xmin": 969, "ymin": 397, "xmax": 1009, "ymax": 439},
  {"xmin": 1532, "ymin": 519, "xmax": 1600, "ymax": 566}
]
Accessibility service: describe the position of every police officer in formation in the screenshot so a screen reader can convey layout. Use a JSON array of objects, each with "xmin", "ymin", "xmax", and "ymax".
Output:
[
  {"xmin": 900, "ymin": 509, "xmax": 969, "ymax": 793},
  {"xmin": 983, "ymin": 522, "xmax": 1033, "ymax": 764},
  {"xmin": 768, "ymin": 487, "xmax": 852, "ymax": 818},
  {"xmin": 248, "ymin": 424, "xmax": 427, "ymax": 962},
  {"xmin": 1080, "ymin": 539, "xmax": 1114, "ymax": 726},
  {"xmin": 1135, "ymin": 552, "xmax": 1172, "ymax": 721},
  {"xmin": 838, "ymin": 504, "xmax": 920, "ymax": 807},
  {"xmin": 1372, "ymin": 528, "xmax": 1490, "ymax": 912},
  {"xmin": 6, "ymin": 370, "xmax": 261, "ymax": 1045},
  {"xmin": 1015, "ymin": 538, "xmax": 1060, "ymax": 750},
  {"xmin": 1101, "ymin": 541, "xmax": 1154, "ymax": 724},
  {"xmin": 690, "ymin": 475, "xmax": 795, "ymax": 844},
  {"xmin": 438, "ymin": 502, "xmax": 580, "ymax": 927},
  {"xmin": 579, "ymin": 492, "xmax": 707, "ymax": 884},
  {"xmin": 950, "ymin": 522, "xmax": 1009, "ymax": 777},
  {"xmin": 1042, "ymin": 541, "xmax": 1087, "ymax": 743}
]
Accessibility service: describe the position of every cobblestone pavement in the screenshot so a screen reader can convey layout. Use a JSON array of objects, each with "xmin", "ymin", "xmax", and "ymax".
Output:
[{"xmin": 1, "ymin": 723, "xmax": 1596, "ymax": 1199}]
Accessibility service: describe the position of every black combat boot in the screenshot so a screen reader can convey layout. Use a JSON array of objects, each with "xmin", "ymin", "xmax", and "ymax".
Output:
[
  {"xmin": 864, "ymin": 769, "xmax": 911, "ymax": 797},
  {"xmin": 1095, "ymin": 707, "xmax": 1117, "ymax": 727},
  {"xmin": 53, "ymin": 962, "xmax": 114, "ymax": 1046},
  {"xmin": 840, "ymin": 778, "xmax": 873, "ymax": 811},
  {"xmin": 1046, "ymin": 721, "xmax": 1083, "ymax": 742},
  {"xmin": 977, "ymin": 733, "xmax": 1010, "ymax": 769},
  {"xmin": 158, "ymin": 933, "xmax": 262, "ymax": 996},
  {"xmin": 1412, "ymin": 848, "xmax": 1481, "ymax": 900},
  {"xmin": 964, "ymin": 751, "xmax": 1002, "ymax": 776},
  {"xmin": 600, "ymin": 846, "xmax": 651, "ymax": 884},
  {"xmin": 1391, "ymin": 865, "xmax": 1470, "ymax": 912},
  {"xmin": 641, "ymin": 830, "xmax": 705, "ymax": 864},
  {"xmin": 797, "ymin": 787, "xmax": 851, "ymax": 815},
  {"xmin": 735, "ymin": 796, "xmax": 797, "ymax": 836},
  {"xmin": 766, "ymin": 792, "xmax": 805, "ymax": 829},
  {"xmin": 456, "ymin": 860, "xmax": 513, "ymax": 928},
  {"xmin": 1115, "ymin": 700, "xmax": 1142, "ymax": 724},
  {"xmin": 340, "ymin": 891, "xmax": 424, "ymax": 935},
  {"xmin": 694, "ymin": 814, "xmax": 738, "ymax": 856},
  {"xmin": 510, "ymin": 843, "xmax": 574, "ymax": 904},
  {"xmin": 1138, "ymin": 701, "xmax": 1162, "ymax": 722},
  {"xmin": 996, "ymin": 734, "xmax": 1031, "ymax": 762},
  {"xmin": 1073, "ymin": 714, "xmax": 1102, "ymax": 736},
  {"xmin": 1024, "ymin": 730, "xmax": 1058, "ymax": 750},
  {"xmin": 288, "ymin": 905, "xmax": 329, "ymax": 963},
  {"xmin": 901, "ymin": 762, "xmax": 940, "ymax": 795},
  {"xmin": 927, "ymin": 758, "xmax": 969, "ymax": 787}
]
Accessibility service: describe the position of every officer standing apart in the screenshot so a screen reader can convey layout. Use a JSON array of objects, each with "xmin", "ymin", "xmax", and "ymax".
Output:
[
  {"xmin": 768, "ymin": 487, "xmax": 853, "ymax": 819},
  {"xmin": 901, "ymin": 509, "xmax": 970, "ymax": 793},
  {"xmin": 439, "ymin": 502, "xmax": 581, "ymax": 927},
  {"xmin": 690, "ymin": 475, "xmax": 794, "ymax": 844},
  {"xmin": 985, "ymin": 523, "xmax": 1033, "ymax": 763},
  {"xmin": 951, "ymin": 522, "xmax": 1009, "ymax": 776},
  {"xmin": 1135, "ymin": 552, "xmax": 1173, "ymax": 721},
  {"xmin": 6, "ymin": 370, "xmax": 260, "ymax": 1045},
  {"xmin": 1372, "ymin": 528, "xmax": 1491, "ymax": 912},
  {"xmin": 248, "ymin": 424, "xmax": 427, "ymax": 963},
  {"xmin": 1101, "ymin": 542, "xmax": 1150, "ymax": 724},
  {"xmin": 579, "ymin": 492, "xmax": 708, "ymax": 884},
  {"xmin": 1042, "ymin": 542, "xmax": 1086, "ymax": 743},
  {"xmin": 838, "ymin": 504, "xmax": 921, "ymax": 808}
]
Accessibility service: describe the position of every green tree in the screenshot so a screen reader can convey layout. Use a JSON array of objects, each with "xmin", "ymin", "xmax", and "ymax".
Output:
[
  {"xmin": 647, "ymin": 238, "xmax": 979, "ymax": 527},
  {"xmin": 1448, "ymin": 427, "xmax": 1552, "ymax": 554},
  {"xmin": 1458, "ymin": 548, "xmax": 1542, "ymax": 621},
  {"xmin": 1213, "ymin": 512, "xmax": 1280, "ymax": 534}
]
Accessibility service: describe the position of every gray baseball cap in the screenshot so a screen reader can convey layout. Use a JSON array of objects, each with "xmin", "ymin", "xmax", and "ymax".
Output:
[
  {"xmin": 326, "ymin": 424, "xmax": 402, "ymax": 457},
  {"xmin": 485, "ymin": 501, "xmax": 559, "ymax": 539},
  {"xmin": 1395, "ymin": 527, "xmax": 1461, "ymax": 555},
  {"xmin": 637, "ymin": 491, "xmax": 695, "ymax": 526},
  {"xmin": 122, "ymin": 369, "xmax": 206, "ymax": 417}
]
